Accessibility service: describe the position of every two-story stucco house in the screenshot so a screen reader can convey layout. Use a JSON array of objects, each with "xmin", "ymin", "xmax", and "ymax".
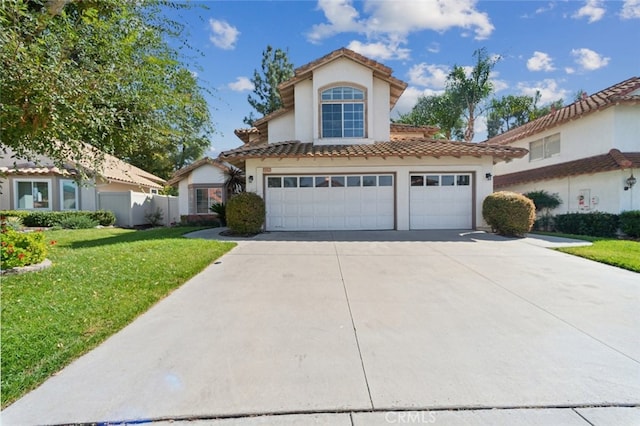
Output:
[
  {"xmin": 219, "ymin": 48, "xmax": 526, "ymax": 231},
  {"xmin": 489, "ymin": 77, "xmax": 640, "ymax": 215}
]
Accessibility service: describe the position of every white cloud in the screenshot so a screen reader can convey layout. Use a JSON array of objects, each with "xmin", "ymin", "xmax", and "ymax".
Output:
[
  {"xmin": 621, "ymin": 0, "xmax": 640, "ymax": 18},
  {"xmin": 573, "ymin": 0, "xmax": 606, "ymax": 23},
  {"xmin": 347, "ymin": 40, "xmax": 410, "ymax": 60},
  {"xmin": 491, "ymin": 72, "xmax": 509, "ymax": 92},
  {"xmin": 565, "ymin": 67, "xmax": 576, "ymax": 74},
  {"xmin": 307, "ymin": 0, "xmax": 494, "ymax": 48},
  {"xmin": 571, "ymin": 47, "xmax": 610, "ymax": 70},
  {"xmin": 228, "ymin": 76, "xmax": 254, "ymax": 92},
  {"xmin": 407, "ymin": 63, "xmax": 450, "ymax": 89},
  {"xmin": 427, "ymin": 42, "xmax": 440, "ymax": 53},
  {"xmin": 527, "ymin": 51, "xmax": 555, "ymax": 72},
  {"xmin": 517, "ymin": 79, "xmax": 569, "ymax": 104},
  {"xmin": 209, "ymin": 19, "xmax": 240, "ymax": 50}
]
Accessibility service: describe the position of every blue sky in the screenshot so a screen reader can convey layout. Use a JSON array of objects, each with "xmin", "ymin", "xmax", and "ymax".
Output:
[{"xmin": 167, "ymin": 0, "xmax": 640, "ymax": 154}]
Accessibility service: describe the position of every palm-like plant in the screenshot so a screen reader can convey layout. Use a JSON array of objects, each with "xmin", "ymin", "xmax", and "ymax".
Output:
[{"xmin": 225, "ymin": 167, "xmax": 246, "ymax": 198}]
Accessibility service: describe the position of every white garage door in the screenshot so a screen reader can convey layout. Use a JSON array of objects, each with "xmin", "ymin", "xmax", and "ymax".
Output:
[
  {"xmin": 265, "ymin": 174, "xmax": 394, "ymax": 231},
  {"xmin": 410, "ymin": 173, "xmax": 473, "ymax": 229}
]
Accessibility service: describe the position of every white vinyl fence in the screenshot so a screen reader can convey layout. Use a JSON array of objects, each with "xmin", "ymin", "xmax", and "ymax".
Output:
[{"xmin": 97, "ymin": 192, "xmax": 179, "ymax": 228}]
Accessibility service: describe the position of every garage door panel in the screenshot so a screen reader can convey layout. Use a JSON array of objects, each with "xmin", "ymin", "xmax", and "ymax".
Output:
[
  {"xmin": 410, "ymin": 173, "xmax": 472, "ymax": 230},
  {"xmin": 266, "ymin": 174, "xmax": 394, "ymax": 231}
]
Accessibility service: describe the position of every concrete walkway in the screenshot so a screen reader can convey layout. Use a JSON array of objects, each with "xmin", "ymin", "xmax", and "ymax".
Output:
[{"xmin": 2, "ymin": 230, "xmax": 638, "ymax": 425}]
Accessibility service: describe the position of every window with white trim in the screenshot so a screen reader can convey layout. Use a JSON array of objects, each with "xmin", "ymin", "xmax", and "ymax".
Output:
[
  {"xmin": 60, "ymin": 179, "xmax": 79, "ymax": 210},
  {"xmin": 529, "ymin": 133, "xmax": 560, "ymax": 161},
  {"xmin": 15, "ymin": 179, "xmax": 52, "ymax": 210},
  {"xmin": 321, "ymin": 86, "xmax": 365, "ymax": 138},
  {"xmin": 195, "ymin": 187, "xmax": 223, "ymax": 214}
]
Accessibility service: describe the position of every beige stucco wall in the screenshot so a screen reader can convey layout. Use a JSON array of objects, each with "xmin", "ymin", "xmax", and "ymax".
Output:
[
  {"xmin": 498, "ymin": 169, "xmax": 639, "ymax": 215},
  {"xmin": 494, "ymin": 104, "xmax": 640, "ymax": 177},
  {"xmin": 244, "ymin": 156, "xmax": 496, "ymax": 230},
  {"xmin": 175, "ymin": 164, "xmax": 226, "ymax": 217}
]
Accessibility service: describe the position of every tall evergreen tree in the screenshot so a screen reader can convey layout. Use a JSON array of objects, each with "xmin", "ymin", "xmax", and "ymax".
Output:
[{"xmin": 243, "ymin": 45, "xmax": 294, "ymax": 126}]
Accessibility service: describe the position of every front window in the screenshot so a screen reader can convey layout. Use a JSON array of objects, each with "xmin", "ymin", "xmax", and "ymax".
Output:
[
  {"xmin": 15, "ymin": 180, "xmax": 51, "ymax": 210},
  {"xmin": 530, "ymin": 133, "xmax": 560, "ymax": 161},
  {"xmin": 60, "ymin": 180, "xmax": 78, "ymax": 210},
  {"xmin": 321, "ymin": 86, "xmax": 365, "ymax": 138},
  {"xmin": 195, "ymin": 187, "xmax": 223, "ymax": 214}
]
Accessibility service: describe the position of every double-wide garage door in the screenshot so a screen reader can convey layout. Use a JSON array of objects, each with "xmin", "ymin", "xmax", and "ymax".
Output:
[
  {"xmin": 264, "ymin": 173, "xmax": 473, "ymax": 231},
  {"xmin": 265, "ymin": 174, "xmax": 394, "ymax": 231}
]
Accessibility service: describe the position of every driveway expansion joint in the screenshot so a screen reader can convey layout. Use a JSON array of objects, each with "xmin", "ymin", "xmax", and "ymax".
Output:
[{"xmin": 333, "ymin": 241, "xmax": 375, "ymax": 410}]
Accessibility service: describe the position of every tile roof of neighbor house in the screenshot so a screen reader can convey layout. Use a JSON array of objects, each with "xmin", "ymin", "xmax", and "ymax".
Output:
[
  {"xmin": 494, "ymin": 149, "xmax": 640, "ymax": 188},
  {"xmin": 0, "ymin": 149, "xmax": 166, "ymax": 189},
  {"xmin": 167, "ymin": 157, "xmax": 229, "ymax": 186},
  {"xmin": 219, "ymin": 139, "xmax": 528, "ymax": 166},
  {"xmin": 486, "ymin": 77, "xmax": 640, "ymax": 146}
]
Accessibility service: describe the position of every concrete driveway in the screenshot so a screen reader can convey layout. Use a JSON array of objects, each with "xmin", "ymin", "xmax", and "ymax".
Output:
[{"xmin": 3, "ymin": 230, "xmax": 639, "ymax": 425}]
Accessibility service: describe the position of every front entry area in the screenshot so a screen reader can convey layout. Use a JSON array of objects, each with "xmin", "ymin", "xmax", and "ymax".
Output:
[
  {"xmin": 409, "ymin": 173, "xmax": 473, "ymax": 229},
  {"xmin": 264, "ymin": 174, "xmax": 395, "ymax": 231}
]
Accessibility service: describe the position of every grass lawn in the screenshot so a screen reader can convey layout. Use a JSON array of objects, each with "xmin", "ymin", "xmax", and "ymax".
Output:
[
  {"xmin": 535, "ymin": 232, "xmax": 640, "ymax": 273},
  {"xmin": 1, "ymin": 227, "xmax": 235, "ymax": 408}
]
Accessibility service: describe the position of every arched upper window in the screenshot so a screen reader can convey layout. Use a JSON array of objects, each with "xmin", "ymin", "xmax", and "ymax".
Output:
[{"xmin": 320, "ymin": 86, "xmax": 365, "ymax": 138}]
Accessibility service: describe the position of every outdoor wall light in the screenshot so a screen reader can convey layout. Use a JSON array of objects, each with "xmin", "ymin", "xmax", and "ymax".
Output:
[
  {"xmin": 248, "ymin": 175, "xmax": 254, "ymax": 183},
  {"xmin": 485, "ymin": 172, "xmax": 492, "ymax": 180},
  {"xmin": 624, "ymin": 173, "xmax": 636, "ymax": 191}
]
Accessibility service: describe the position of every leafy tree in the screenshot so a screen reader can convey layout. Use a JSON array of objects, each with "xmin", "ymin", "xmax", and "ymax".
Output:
[
  {"xmin": 243, "ymin": 45, "xmax": 294, "ymax": 126},
  {"xmin": 447, "ymin": 48, "xmax": 499, "ymax": 141},
  {"xmin": 396, "ymin": 93, "xmax": 464, "ymax": 140},
  {"xmin": 487, "ymin": 92, "xmax": 564, "ymax": 138},
  {"xmin": 1, "ymin": 0, "xmax": 213, "ymax": 179},
  {"xmin": 487, "ymin": 95, "xmax": 536, "ymax": 138}
]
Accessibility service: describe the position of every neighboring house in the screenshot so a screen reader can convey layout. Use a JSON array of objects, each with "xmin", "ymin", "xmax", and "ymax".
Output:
[
  {"xmin": 0, "ymin": 147, "xmax": 174, "ymax": 227},
  {"xmin": 167, "ymin": 157, "xmax": 229, "ymax": 218},
  {"xmin": 219, "ymin": 48, "xmax": 527, "ymax": 231},
  {"xmin": 488, "ymin": 77, "xmax": 640, "ymax": 215}
]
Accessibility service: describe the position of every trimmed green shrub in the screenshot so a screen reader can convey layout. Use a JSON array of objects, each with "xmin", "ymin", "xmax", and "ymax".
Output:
[
  {"xmin": 144, "ymin": 207, "xmax": 164, "ymax": 226},
  {"xmin": 90, "ymin": 210, "xmax": 116, "ymax": 226},
  {"xmin": 7, "ymin": 210, "xmax": 115, "ymax": 228},
  {"xmin": 226, "ymin": 192, "xmax": 265, "ymax": 235},
  {"xmin": 554, "ymin": 212, "xmax": 619, "ymax": 237},
  {"xmin": 1, "ymin": 229, "xmax": 48, "ymax": 269},
  {"xmin": 619, "ymin": 210, "xmax": 640, "ymax": 238},
  {"xmin": 179, "ymin": 214, "xmax": 221, "ymax": 227},
  {"xmin": 0, "ymin": 211, "xmax": 31, "ymax": 221},
  {"xmin": 483, "ymin": 191, "xmax": 535, "ymax": 237},
  {"xmin": 58, "ymin": 215, "xmax": 99, "ymax": 229}
]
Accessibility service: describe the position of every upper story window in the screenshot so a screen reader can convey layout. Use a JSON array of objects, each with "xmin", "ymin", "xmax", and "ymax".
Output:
[
  {"xmin": 321, "ymin": 86, "xmax": 365, "ymax": 138},
  {"xmin": 529, "ymin": 133, "xmax": 560, "ymax": 161}
]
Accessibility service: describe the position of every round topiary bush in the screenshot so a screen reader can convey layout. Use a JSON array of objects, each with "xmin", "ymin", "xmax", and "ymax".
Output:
[
  {"xmin": 483, "ymin": 191, "xmax": 535, "ymax": 237},
  {"xmin": 226, "ymin": 192, "xmax": 265, "ymax": 235}
]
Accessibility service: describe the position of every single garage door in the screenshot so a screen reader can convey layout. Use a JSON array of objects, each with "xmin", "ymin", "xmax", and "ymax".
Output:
[
  {"xmin": 265, "ymin": 174, "xmax": 394, "ymax": 231},
  {"xmin": 410, "ymin": 173, "xmax": 473, "ymax": 229}
]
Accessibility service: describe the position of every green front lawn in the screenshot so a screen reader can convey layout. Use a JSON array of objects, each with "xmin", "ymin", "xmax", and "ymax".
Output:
[
  {"xmin": 1, "ymin": 227, "xmax": 235, "ymax": 407},
  {"xmin": 537, "ymin": 232, "xmax": 640, "ymax": 272}
]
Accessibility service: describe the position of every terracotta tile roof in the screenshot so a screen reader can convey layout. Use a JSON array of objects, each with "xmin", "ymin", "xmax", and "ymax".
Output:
[
  {"xmin": 389, "ymin": 123, "xmax": 440, "ymax": 140},
  {"xmin": 219, "ymin": 140, "xmax": 528, "ymax": 166},
  {"xmin": 1, "ymin": 146, "xmax": 166, "ymax": 189},
  {"xmin": 167, "ymin": 157, "xmax": 229, "ymax": 186},
  {"xmin": 233, "ymin": 127, "xmax": 260, "ymax": 144},
  {"xmin": 494, "ymin": 149, "xmax": 640, "ymax": 188},
  {"xmin": 278, "ymin": 47, "xmax": 408, "ymax": 111},
  {"xmin": 0, "ymin": 165, "xmax": 73, "ymax": 177},
  {"xmin": 487, "ymin": 77, "xmax": 640, "ymax": 146}
]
